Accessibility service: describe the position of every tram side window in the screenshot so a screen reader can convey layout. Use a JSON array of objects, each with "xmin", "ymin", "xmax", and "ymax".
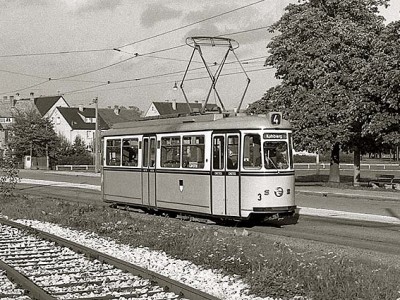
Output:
[
  {"xmin": 106, "ymin": 139, "xmax": 121, "ymax": 166},
  {"xmin": 122, "ymin": 138, "xmax": 138, "ymax": 167},
  {"xmin": 264, "ymin": 141, "xmax": 289, "ymax": 169},
  {"xmin": 161, "ymin": 137, "xmax": 181, "ymax": 168},
  {"xmin": 183, "ymin": 135, "xmax": 205, "ymax": 169},
  {"xmin": 227, "ymin": 135, "xmax": 239, "ymax": 170},
  {"xmin": 288, "ymin": 133, "xmax": 294, "ymax": 169},
  {"xmin": 213, "ymin": 136, "xmax": 224, "ymax": 170},
  {"xmin": 243, "ymin": 134, "xmax": 261, "ymax": 169}
]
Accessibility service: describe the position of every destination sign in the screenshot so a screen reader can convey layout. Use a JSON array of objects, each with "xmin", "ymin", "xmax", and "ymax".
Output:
[{"xmin": 263, "ymin": 133, "xmax": 287, "ymax": 139}]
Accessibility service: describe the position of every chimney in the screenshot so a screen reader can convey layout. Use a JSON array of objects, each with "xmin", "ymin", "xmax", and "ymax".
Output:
[
  {"xmin": 114, "ymin": 105, "xmax": 120, "ymax": 115},
  {"xmin": 15, "ymin": 93, "xmax": 21, "ymax": 100},
  {"xmin": 30, "ymin": 92, "xmax": 34, "ymax": 101},
  {"xmin": 10, "ymin": 96, "xmax": 15, "ymax": 107},
  {"xmin": 78, "ymin": 104, "xmax": 84, "ymax": 112},
  {"xmin": 172, "ymin": 99, "xmax": 177, "ymax": 111}
]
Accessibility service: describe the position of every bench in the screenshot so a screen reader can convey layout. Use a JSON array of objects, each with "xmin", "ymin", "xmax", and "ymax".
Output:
[{"xmin": 368, "ymin": 174, "xmax": 395, "ymax": 188}]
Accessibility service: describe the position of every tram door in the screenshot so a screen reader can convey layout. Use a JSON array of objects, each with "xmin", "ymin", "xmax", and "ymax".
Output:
[
  {"xmin": 211, "ymin": 134, "xmax": 240, "ymax": 217},
  {"xmin": 142, "ymin": 136, "xmax": 156, "ymax": 207}
]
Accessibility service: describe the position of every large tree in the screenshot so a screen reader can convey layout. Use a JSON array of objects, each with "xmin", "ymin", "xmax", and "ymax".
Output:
[
  {"xmin": 248, "ymin": 0, "xmax": 394, "ymax": 184},
  {"xmin": 8, "ymin": 108, "xmax": 58, "ymax": 159},
  {"xmin": 358, "ymin": 20, "xmax": 400, "ymax": 148}
]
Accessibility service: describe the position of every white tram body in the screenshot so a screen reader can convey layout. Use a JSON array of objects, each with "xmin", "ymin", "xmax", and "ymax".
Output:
[{"xmin": 101, "ymin": 112, "xmax": 297, "ymax": 223}]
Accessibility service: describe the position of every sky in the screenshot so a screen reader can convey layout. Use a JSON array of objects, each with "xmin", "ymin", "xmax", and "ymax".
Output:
[{"xmin": 0, "ymin": 0, "xmax": 399, "ymax": 113}]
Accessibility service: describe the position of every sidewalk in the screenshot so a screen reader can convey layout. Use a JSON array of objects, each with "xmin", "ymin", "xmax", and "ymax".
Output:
[{"xmin": 296, "ymin": 184, "xmax": 400, "ymax": 225}]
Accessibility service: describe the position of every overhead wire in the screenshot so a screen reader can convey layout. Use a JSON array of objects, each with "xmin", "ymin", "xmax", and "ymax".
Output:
[
  {"xmin": 52, "ymin": 25, "xmax": 270, "ymax": 82},
  {"xmin": 217, "ymin": 25, "xmax": 271, "ymax": 37},
  {"xmin": 0, "ymin": 53, "xmax": 267, "ymax": 95},
  {"xmin": 111, "ymin": 55, "xmax": 268, "ymax": 84},
  {"xmin": 63, "ymin": 67, "xmax": 273, "ymax": 95},
  {"xmin": 0, "ymin": 0, "xmax": 271, "ymax": 94},
  {"xmin": 117, "ymin": 0, "xmax": 265, "ymax": 49},
  {"xmin": 0, "ymin": 48, "xmax": 114, "ymax": 59},
  {"xmin": 1, "ymin": 79, "xmax": 51, "ymax": 94},
  {"xmin": 0, "ymin": 24, "xmax": 271, "ymax": 90},
  {"xmin": 0, "ymin": 69, "xmax": 48, "ymax": 80},
  {"xmin": 0, "ymin": 0, "xmax": 265, "ymax": 59}
]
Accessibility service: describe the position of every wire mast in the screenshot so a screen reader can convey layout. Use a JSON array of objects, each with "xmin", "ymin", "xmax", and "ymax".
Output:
[{"xmin": 180, "ymin": 36, "xmax": 251, "ymax": 114}]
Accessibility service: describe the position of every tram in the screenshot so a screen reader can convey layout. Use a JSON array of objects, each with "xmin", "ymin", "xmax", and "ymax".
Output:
[
  {"xmin": 101, "ymin": 111, "xmax": 297, "ymax": 224},
  {"xmin": 101, "ymin": 36, "xmax": 297, "ymax": 224}
]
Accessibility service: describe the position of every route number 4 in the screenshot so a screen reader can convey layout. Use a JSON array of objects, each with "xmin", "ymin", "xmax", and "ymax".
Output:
[{"xmin": 271, "ymin": 113, "xmax": 281, "ymax": 125}]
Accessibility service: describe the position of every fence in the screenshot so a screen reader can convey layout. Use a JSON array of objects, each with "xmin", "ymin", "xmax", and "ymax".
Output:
[
  {"xmin": 294, "ymin": 163, "xmax": 400, "ymax": 171},
  {"xmin": 55, "ymin": 165, "xmax": 95, "ymax": 171}
]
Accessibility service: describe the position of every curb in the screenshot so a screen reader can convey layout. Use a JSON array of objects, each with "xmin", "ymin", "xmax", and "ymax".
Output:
[
  {"xmin": 296, "ymin": 189, "xmax": 400, "ymax": 202},
  {"xmin": 299, "ymin": 207, "xmax": 400, "ymax": 225}
]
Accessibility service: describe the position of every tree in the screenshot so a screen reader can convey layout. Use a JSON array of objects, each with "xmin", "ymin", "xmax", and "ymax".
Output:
[
  {"xmin": 358, "ymin": 20, "xmax": 400, "ymax": 148},
  {"xmin": 248, "ymin": 0, "xmax": 391, "ymax": 184},
  {"xmin": 8, "ymin": 108, "xmax": 58, "ymax": 160}
]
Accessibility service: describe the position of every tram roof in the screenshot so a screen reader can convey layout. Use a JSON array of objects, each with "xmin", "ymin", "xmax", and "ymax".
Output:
[{"xmin": 102, "ymin": 113, "xmax": 291, "ymax": 137}]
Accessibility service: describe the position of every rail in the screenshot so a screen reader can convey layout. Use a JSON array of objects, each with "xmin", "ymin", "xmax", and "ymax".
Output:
[
  {"xmin": 294, "ymin": 163, "xmax": 400, "ymax": 170},
  {"xmin": 0, "ymin": 217, "xmax": 219, "ymax": 300}
]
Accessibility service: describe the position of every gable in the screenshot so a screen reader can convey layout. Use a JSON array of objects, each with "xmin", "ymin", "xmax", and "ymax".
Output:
[
  {"xmin": 34, "ymin": 96, "xmax": 69, "ymax": 116},
  {"xmin": 145, "ymin": 103, "xmax": 160, "ymax": 117}
]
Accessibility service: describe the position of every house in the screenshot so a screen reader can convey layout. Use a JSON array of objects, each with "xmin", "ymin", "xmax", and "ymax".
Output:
[
  {"xmin": 0, "ymin": 91, "xmax": 141, "ymax": 157},
  {"xmin": 50, "ymin": 105, "xmax": 141, "ymax": 149},
  {"xmin": 144, "ymin": 100, "xmax": 220, "ymax": 118},
  {"xmin": 0, "ymin": 95, "xmax": 42, "ymax": 155}
]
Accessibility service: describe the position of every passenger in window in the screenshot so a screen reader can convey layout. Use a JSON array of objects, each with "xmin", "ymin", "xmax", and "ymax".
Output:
[
  {"xmin": 227, "ymin": 149, "xmax": 237, "ymax": 169},
  {"xmin": 276, "ymin": 148, "xmax": 288, "ymax": 169},
  {"xmin": 213, "ymin": 146, "xmax": 220, "ymax": 169},
  {"xmin": 265, "ymin": 149, "xmax": 278, "ymax": 169}
]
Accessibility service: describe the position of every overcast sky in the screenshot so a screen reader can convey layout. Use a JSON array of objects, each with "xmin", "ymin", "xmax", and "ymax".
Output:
[{"xmin": 0, "ymin": 0, "xmax": 399, "ymax": 112}]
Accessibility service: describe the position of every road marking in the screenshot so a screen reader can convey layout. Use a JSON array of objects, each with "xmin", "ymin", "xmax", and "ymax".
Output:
[
  {"xmin": 20, "ymin": 179, "xmax": 100, "ymax": 191},
  {"xmin": 299, "ymin": 207, "xmax": 400, "ymax": 225}
]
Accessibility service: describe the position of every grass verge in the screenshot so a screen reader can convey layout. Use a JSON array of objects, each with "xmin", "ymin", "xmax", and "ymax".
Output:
[{"xmin": 0, "ymin": 194, "xmax": 399, "ymax": 300}]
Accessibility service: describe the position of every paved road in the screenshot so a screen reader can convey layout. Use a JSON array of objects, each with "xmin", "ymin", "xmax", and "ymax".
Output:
[{"xmin": 17, "ymin": 170, "xmax": 400, "ymax": 225}]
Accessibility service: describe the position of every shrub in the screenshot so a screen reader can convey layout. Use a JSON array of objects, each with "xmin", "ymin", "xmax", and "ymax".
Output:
[
  {"xmin": 54, "ymin": 136, "xmax": 93, "ymax": 165},
  {"xmin": 0, "ymin": 156, "xmax": 20, "ymax": 196}
]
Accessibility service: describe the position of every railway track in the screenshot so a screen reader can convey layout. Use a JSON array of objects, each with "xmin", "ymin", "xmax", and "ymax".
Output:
[{"xmin": 0, "ymin": 218, "xmax": 218, "ymax": 300}]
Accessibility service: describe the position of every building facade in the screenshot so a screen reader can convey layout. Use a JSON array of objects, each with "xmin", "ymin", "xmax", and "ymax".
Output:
[{"xmin": 50, "ymin": 106, "xmax": 141, "ymax": 150}]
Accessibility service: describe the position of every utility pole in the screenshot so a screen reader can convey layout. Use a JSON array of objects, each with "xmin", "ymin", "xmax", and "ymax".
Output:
[{"xmin": 93, "ymin": 97, "xmax": 100, "ymax": 173}]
